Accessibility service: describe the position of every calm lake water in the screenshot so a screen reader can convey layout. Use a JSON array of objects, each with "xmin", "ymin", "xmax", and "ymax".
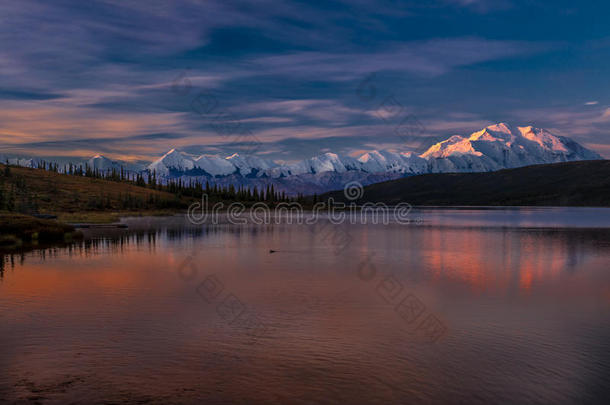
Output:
[{"xmin": 1, "ymin": 208, "xmax": 610, "ymax": 404}]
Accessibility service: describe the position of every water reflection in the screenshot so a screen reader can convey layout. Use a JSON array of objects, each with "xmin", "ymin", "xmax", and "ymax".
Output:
[
  {"xmin": 2, "ymin": 217, "xmax": 610, "ymax": 295},
  {"xmin": 1, "ymin": 211, "xmax": 609, "ymax": 404}
]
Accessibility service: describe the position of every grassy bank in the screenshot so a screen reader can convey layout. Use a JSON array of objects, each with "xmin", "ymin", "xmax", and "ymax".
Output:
[
  {"xmin": 56, "ymin": 209, "xmax": 183, "ymax": 224},
  {"xmin": 0, "ymin": 163, "xmax": 308, "ymax": 226},
  {"xmin": 0, "ymin": 213, "xmax": 83, "ymax": 248},
  {"xmin": 0, "ymin": 163, "xmax": 195, "ymax": 222}
]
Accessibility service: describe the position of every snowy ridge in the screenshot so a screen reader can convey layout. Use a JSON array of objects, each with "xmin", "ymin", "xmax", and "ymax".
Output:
[
  {"xmin": 226, "ymin": 153, "xmax": 277, "ymax": 176},
  {"xmin": 146, "ymin": 123, "xmax": 601, "ymax": 180},
  {"xmin": 88, "ymin": 155, "xmax": 123, "ymax": 171},
  {"xmin": 3, "ymin": 123, "xmax": 604, "ymax": 195},
  {"xmin": 422, "ymin": 123, "xmax": 602, "ymax": 173}
]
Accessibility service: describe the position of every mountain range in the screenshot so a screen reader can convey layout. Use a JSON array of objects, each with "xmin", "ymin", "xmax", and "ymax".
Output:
[{"xmin": 2, "ymin": 123, "xmax": 604, "ymax": 195}]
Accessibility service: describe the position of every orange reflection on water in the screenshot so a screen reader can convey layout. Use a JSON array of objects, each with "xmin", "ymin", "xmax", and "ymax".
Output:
[{"xmin": 419, "ymin": 227, "xmax": 593, "ymax": 294}]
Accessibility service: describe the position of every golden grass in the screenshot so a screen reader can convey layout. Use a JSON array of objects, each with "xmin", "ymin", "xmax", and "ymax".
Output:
[
  {"xmin": 0, "ymin": 164, "xmax": 194, "ymax": 216},
  {"xmin": 0, "ymin": 212, "xmax": 82, "ymax": 243},
  {"xmin": 57, "ymin": 209, "xmax": 182, "ymax": 224}
]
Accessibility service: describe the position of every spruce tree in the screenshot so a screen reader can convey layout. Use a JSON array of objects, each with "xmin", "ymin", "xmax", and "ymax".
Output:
[
  {"xmin": 6, "ymin": 185, "xmax": 16, "ymax": 211},
  {"xmin": 0, "ymin": 180, "xmax": 5, "ymax": 210}
]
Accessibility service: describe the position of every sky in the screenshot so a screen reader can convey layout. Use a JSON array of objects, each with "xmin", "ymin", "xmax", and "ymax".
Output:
[{"xmin": 1, "ymin": 0, "xmax": 610, "ymax": 163}]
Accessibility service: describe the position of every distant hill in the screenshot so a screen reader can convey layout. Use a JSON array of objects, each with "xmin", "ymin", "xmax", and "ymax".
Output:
[
  {"xmin": 0, "ymin": 163, "xmax": 292, "ymax": 223},
  {"xmin": 323, "ymin": 160, "xmax": 610, "ymax": 207},
  {"xmin": 0, "ymin": 164, "xmax": 191, "ymax": 219}
]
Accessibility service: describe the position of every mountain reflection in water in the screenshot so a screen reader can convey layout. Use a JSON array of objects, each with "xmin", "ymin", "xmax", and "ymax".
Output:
[{"xmin": 1, "ymin": 209, "xmax": 609, "ymax": 404}]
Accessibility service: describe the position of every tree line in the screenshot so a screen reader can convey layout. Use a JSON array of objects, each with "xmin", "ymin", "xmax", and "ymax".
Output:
[
  {"xmin": 1, "ymin": 160, "xmax": 309, "ymax": 214},
  {"xmin": 0, "ymin": 165, "xmax": 39, "ymax": 213}
]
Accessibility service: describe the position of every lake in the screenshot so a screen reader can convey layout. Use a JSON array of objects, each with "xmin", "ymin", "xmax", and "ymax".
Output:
[{"xmin": 1, "ymin": 208, "xmax": 610, "ymax": 404}]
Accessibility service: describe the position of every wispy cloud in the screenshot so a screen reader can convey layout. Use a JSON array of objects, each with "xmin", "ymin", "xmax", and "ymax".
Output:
[
  {"xmin": 0, "ymin": 0, "xmax": 607, "ymax": 160},
  {"xmin": 507, "ymin": 105, "xmax": 610, "ymax": 157},
  {"xmin": 249, "ymin": 38, "xmax": 551, "ymax": 79},
  {"xmin": 441, "ymin": 0, "xmax": 513, "ymax": 13}
]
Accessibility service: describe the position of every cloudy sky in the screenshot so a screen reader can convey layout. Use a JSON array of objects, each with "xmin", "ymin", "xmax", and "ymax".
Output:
[{"xmin": 1, "ymin": 0, "xmax": 610, "ymax": 162}]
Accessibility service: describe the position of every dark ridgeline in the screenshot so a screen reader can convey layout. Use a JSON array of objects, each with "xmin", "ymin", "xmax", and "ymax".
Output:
[{"xmin": 323, "ymin": 160, "xmax": 610, "ymax": 207}]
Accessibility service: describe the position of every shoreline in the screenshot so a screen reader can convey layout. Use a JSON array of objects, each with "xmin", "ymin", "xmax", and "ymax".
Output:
[{"xmin": 0, "ymin": 213, "xmax": 84, "ymax": 250}]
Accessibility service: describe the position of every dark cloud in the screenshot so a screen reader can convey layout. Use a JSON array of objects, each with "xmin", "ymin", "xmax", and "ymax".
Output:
[
  {"xmin": 0, "ymin": 89, "xmax": 65, "ymax": 101},
  {"xmin": 0, "ymin": 0, "xmax": 609, "ymax": 159}
]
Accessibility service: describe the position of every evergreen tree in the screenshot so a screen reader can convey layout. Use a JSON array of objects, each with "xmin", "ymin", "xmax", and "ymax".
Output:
[
  {"xmin": 0, "ymin": 180, "xmax": 4, "ymax": 210},
  {"xmin": 6, "ymin": 185, "xmax": 15, "ymax": 211}
]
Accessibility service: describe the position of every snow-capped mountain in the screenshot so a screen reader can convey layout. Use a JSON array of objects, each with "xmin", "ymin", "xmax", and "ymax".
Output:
[
  {"xmin": 7, "ymin": 157, "xmax": 36, "ymax": 168},
  {"xmin": 193, "ymin": 154, "xmax": 237, "ymax": 177},
  {"xmin": 422, "ymin": 123, "xmax": 602, "ymax": 173},
  {"xmin": 86, "ymin": 154, "xmax": 146, "ymax": 174},
  {"xmin": 4, "ymin": 123, "xmax": 604, "ymax": 195},
  {"xmin": 141, "ymin": 123, "xmax": 602, "ymax": 194},
  {"xmin": 147, "ymin": 124, "xmax": 601, "ymax": 176},
  {"xmin": 358, "ymin": 150, "xmax": 428, "ymax": 174},
  {"xmin": 148, "ymin": 149, "xmax": 195, "ymax": 174},
  {"xmin": 266, "ymin": 153, "xmax": 358, "ymax": 177},
  {"xmin": 148, "ymin": 149, "xmax": 270, "ymax": 177},
  {"xmin": 88, "ymin": 155, "xmax": 123, "ymax": 171},
  {"xmin": 225, "ymin": 153, "xmax": 277, "ymax": 176}
]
